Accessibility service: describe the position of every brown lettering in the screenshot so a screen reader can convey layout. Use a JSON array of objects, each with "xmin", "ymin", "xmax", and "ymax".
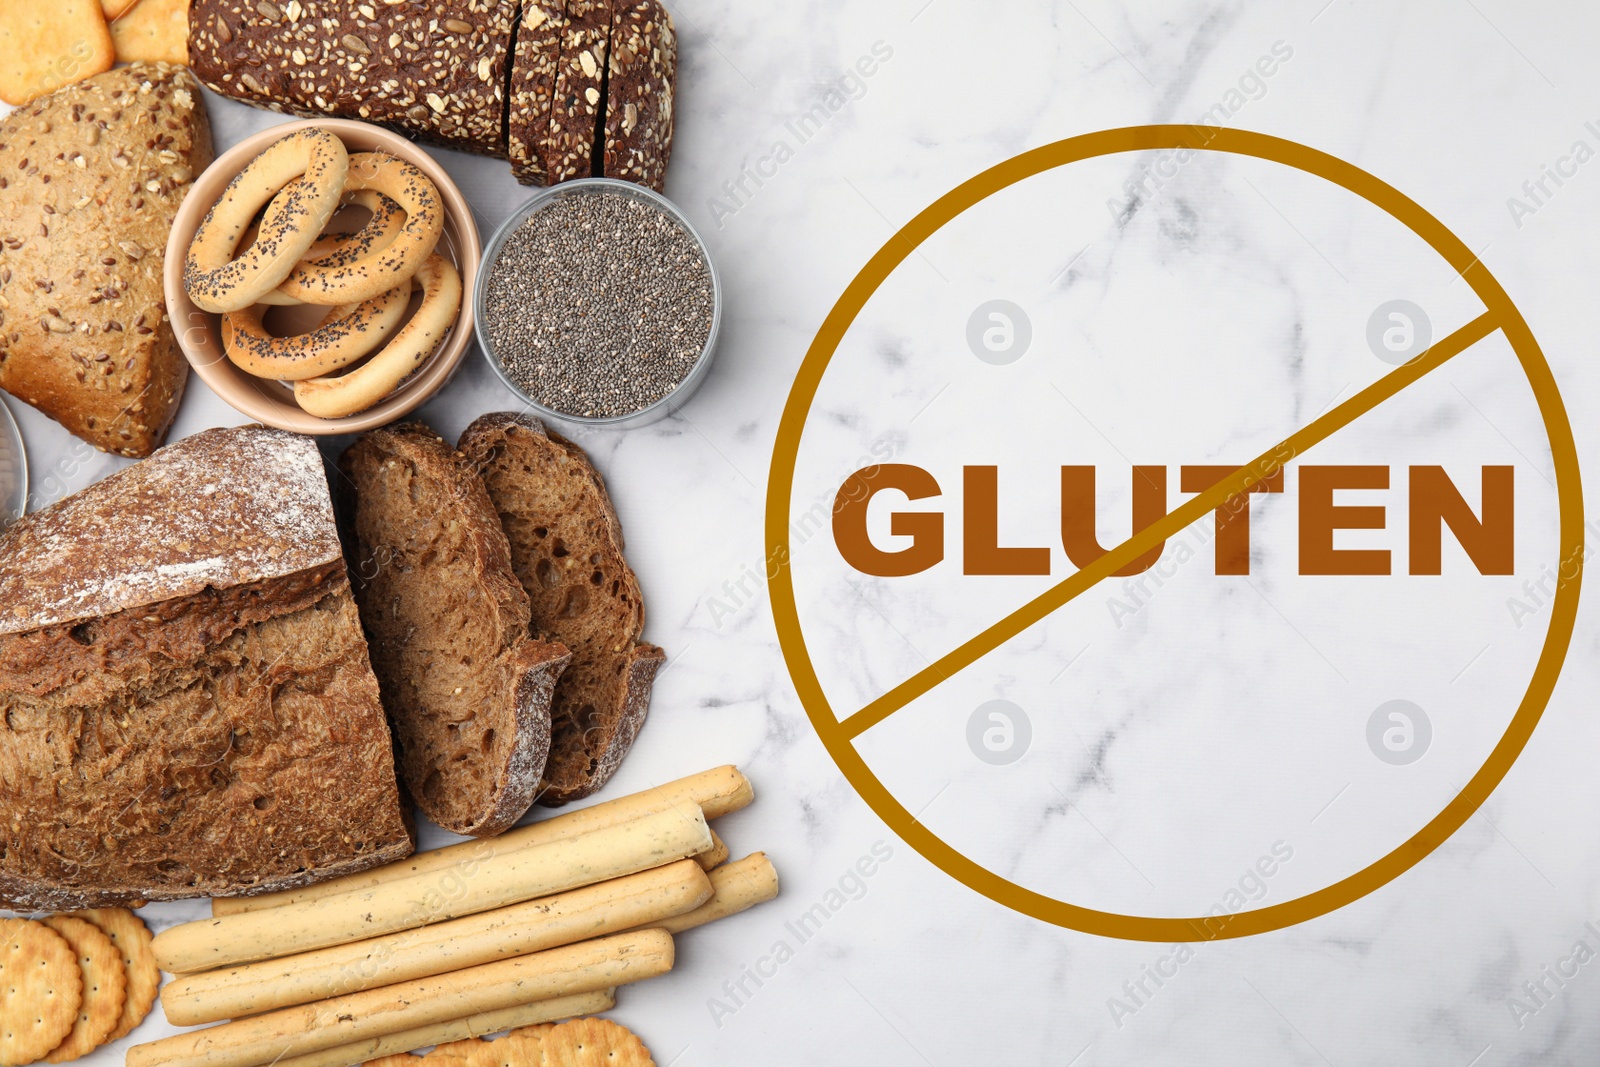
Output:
[
  {"xmin": 1409, "ymin": 466, "xmax": 1514, "ymax": 575},
  {"xmin": 964, "ymin": 466, "xmax": 1051, "ymax": 575},
  {"xmin": 1299, "ymin": 465, "xmax": 1390, "ymax": 575},
  {"xmin": 832, "ymin": 464, "xmax": 945, "ymax": 577},
  {"xmin": 1061, "ymin": 466, "xmax": 1168, "ymax": 576},
  {"xmin": 1180, "ymin": 465, "xmax": 1285, "ymax": 575}
]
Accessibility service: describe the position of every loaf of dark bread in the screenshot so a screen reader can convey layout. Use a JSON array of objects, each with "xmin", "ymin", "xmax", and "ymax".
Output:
[
  {"xmin": 0, "ymin": 426, "xmax": 414, "ymax": 910},
  {"xmin": 459, "ymin": 412, "xmax": 663, "ymax": 806},
  {"xmin": 602, "ymin": 0, "xmax": 675, "ymax": 191},
  {"xmin": 187, "ymin": 0, "xmax": 518, "ymax": 156},
  {"xmin": 340, "ymin": 422, "xmax": 572, "ymax": 836},
  {"xmin": 0, "ymin": 63, "xmax": 212, "ymax": 457}
]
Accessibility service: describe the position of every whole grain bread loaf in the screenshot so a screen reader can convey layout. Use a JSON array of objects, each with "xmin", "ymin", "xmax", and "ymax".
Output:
[
  {"xmin": 0, "ymin": 63, "xmax": 212, "ymax": 457},
  {"xmin": 187, "ymin": 0, "xmax": 518, "ymax": 156},
  {"xmin": 340, "ymin": 423, "xmax": 571, "ymax": 836},
  {"xmin": 459, "ymin": 412, "xmax": 663, "ymax": 806},
  {"xmin": 0, "ymin": 426, "xmax": 414, "ymax": 910}
]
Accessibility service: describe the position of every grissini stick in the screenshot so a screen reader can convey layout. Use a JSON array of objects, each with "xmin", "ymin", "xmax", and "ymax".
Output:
[
  {"xmin": 695, "ymin": 829, "xmax": 730, "ymax": 872},
  {"xmin": 127, "ymin": 930, "xmax": 673, "ymax": 1067},
  {"xmin": 636, "ymin": 853, "xmax": 780, "ymax": 935},
  {"xmin": 155, "ymin": 808, "xmax": 710, "ymax": 973},
  {"xmin": 163, "ymin": 860, "xmax": 711, "ymax": 1025},
  {"xmin": 213, "ymin": 766, "xmax": 753, "ymax": 916},
  {"xmin": 265, "ymin": 990, "xmax": 616, "ymax": 1067}
]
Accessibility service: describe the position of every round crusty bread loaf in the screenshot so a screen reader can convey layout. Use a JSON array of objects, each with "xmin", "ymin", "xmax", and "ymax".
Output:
[{"xmin": 339, "ymin": 422, "xmax": 572, "ymax": 836}]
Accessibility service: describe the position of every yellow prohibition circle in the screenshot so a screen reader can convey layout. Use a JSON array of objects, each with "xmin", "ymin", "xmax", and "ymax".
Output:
[{"xmin": 765, "ymin": 125, "xmax": 1585, "ymax": 941}]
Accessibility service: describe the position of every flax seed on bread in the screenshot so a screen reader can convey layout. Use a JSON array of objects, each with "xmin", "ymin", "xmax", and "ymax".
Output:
[
  {"xmin": 340, "ymin": 422, "xmax": 571, "ymax": 837},
  {"xmin": 459, "ymin": 412, "xmax": 663, "ymax": 806}
]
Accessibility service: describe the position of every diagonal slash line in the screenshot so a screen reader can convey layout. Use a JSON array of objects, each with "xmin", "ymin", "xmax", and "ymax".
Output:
[{"xmin": 838, "ymin": 310, "xmax": 1502, "ymax": 740}]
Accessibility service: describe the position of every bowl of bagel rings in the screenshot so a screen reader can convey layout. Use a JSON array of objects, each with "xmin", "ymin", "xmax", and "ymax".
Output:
[{"xmin": 165, "ymin": 119, "xmax": 480, "ymax": 432}]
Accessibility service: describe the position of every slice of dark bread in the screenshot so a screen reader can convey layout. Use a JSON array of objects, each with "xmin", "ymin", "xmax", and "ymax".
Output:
[
  {"xmin": 459, "ymin": 413, "xmax": 664, "ymax": 806},
  {"xmin": 339, "ymin": 422, "xmax": 571, "ymax": 837}
]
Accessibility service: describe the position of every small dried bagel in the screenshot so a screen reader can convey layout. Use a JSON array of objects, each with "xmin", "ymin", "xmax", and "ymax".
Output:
[
  {"xmin": 275, "ymin": 151, "xmax": 444, "ymax": 307},
  {"xmin": 222, "ymin": 283, "xmax": 412, "ymax": 381},
  {"xmin": 255, "ymin": 187, "xmax": 409, "ymax": 308},
  {"xmin": 295, "ymin": 253, "xmax": 461, "ymax": 418},
  {"xmin": 184, "ymin": 127, "xmax": 349, "ymax": 313}
]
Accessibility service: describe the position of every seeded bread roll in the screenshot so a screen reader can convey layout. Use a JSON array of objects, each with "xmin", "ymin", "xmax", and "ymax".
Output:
[
  {"xmin": 340, "ymin": 422, "xmax": 572, "ymax": 836},
  {"xmin": 506, "ymin": 0, "xmax": 565, "ymax": 185},
  {"xmin": 187, "ymin": 0, "xmax": 518, "ymax": 156},
  {"xmin": 0, "ymin": 64, "xmax": 211, "ymax": 457},
  {"xmin": 0, "ymin": 426, "xmax": 414, "ymax": 910},
  {"xmin": 459, "ymin": 412, "xmax": 664, "ymax": 806},
  {"xmin": 539, "ymin": 0, "xmax": 611, "ymax": 185},
  {"xmin": 602, "ymin": 0, "xmax": 675, "ymax": 192}
]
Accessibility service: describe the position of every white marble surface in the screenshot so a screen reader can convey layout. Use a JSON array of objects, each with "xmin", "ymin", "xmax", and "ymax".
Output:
[{"xmin": 7, "ymin": 0, "xmax": 1600, "ymax": 1063}]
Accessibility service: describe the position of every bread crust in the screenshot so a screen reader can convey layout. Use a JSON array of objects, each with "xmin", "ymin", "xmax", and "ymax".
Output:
[
  {"xmin": 0, "ymin": 63, "xmax": 211, "ymax": 457},
  {"xmin": 458, "ymin": 411, "xmax": 663, "ymax": 806},
  {"xmin": 0, "ymin": 427, "xmax": 414, "ymax": 910},
  {"xmin": 340, "ymin": 422, "xmax": 570, "ymax": 837},
  {"xmin": 507, "ymin": 1, "xmax": 566, "ymax": 184}
]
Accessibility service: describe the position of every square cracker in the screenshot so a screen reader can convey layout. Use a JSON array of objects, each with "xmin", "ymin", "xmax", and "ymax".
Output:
[
  {"xmin": 101, "ymin": 0, "xmax": 141, "ymax": 18},
  {"xmin": 109, "ymin": 0, "xmax": 189, "ymax": 64},
  {"xmin": 0, "ymin": 0, "xmax": 115, "ymax": 106}
]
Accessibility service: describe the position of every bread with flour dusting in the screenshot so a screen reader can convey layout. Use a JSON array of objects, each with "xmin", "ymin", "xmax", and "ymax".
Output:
[{"xmin": 0, "ymin": 425, "xmax": 413, "ymax": 910}]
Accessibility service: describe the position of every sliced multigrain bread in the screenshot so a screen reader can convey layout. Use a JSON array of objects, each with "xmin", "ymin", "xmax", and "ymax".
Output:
[
  {"xmin": 0, "ymin": 63, "xmax": 212, "ymax": 456},
  {"xmin": 340, "ymin": 422, "xmax": 572, "ymax": 837},
  {"xmin": 507, "ymin": 0, "xmax": 566, "ymax": 185},
  {"xmin": 539, "ymin": 0, "xmax": 612, "ymax": 185},
  {"xmin": 459, "ymin": 412, "xmax": 664, "ymax": 806},
  {"xmin": 602, "ymin": 0, "xmax": 676, "ymax": 191},
  {"xmin": 0, "ymin": 426, "xmax": 413, "ymax": 910}
]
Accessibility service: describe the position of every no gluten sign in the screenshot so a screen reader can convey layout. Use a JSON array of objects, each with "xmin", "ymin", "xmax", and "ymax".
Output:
[{"xmin": 765, "ymin": 127, "xmax": 1584, "ymax": 941}]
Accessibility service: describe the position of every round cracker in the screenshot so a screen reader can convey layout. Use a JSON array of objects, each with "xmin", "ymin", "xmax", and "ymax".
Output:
[
  {"xmin": 39, "ymin": 916, "xmax": 127, "ymax": 1063},
  {"xmin": 451, "ymin": 1035, "xmax": 545, "ymax": 1067},
  {"xmin": 0, "ymin": 918, "xmax": 82, "ymax": 1067},
  {"xmin": 65, "ymin": 909, "xmax": 157, "ymax": 1042},
  {"xmin": 541, "ymin": 1019, "xmax": 654, "ymax": 1067}
]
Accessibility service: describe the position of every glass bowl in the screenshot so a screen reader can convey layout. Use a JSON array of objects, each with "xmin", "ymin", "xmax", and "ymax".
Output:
[{"xmin": 473, "ymin": 178, "xmax": 722, "ymax": 430}]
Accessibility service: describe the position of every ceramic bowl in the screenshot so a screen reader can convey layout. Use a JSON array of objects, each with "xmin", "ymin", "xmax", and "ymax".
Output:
[{"xmin": 164, "ymin": 118, "xmax": 480, "ymax": 434}]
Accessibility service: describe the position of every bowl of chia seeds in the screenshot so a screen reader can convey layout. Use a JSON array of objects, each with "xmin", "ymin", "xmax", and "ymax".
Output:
[{"xmin": 474, "ymin": 178, "xmax": 721, "ymax": 428}]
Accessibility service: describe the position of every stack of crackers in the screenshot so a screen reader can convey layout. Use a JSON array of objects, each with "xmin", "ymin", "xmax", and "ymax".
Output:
[
  {"xmin": 375, "ymin": 1018, "xmax": 656, "ymax": 1067},
  {"xmin": 0, "ymin": 910, "xmax": 158, "ymax": 1066},
  {"xmin": 0, "ymin": 0, "xmax": 190, "ymax": 107}
]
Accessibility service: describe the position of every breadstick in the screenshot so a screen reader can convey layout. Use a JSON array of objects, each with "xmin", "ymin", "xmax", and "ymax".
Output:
[
  {"xmin": 695, "ymin": 830, "xmax": 730, "ymax": 872},
  {"xmin": 127, "ymin": 930, "xmax": 672, "ymax": 1067},
  {"xmin": 163, "ymin": 860, "xmax": 710, "ymax": 1025},
  {"xmin": 214, "ymin": 767, "xmax": 753, "ymax": 916},
  {"xmin": 157, "ymin": 808, "xmax": 709, "ymax": 974},
  {"xmin": 639, "ymin": 853, "xmax": 779, "ymax": 935},
  {"xmin": 267, "ymin": 990, "xmax": 615, "ymax": 1067}
]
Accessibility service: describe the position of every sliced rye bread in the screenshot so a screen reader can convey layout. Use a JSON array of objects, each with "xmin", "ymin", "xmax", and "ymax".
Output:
[
  {"xmin": 507, "ymin": 0, "xmax": 566, "ymax": 184},
  {"xmin": 602, "ymin": 0, "xmax": 676, "ymax": 192},
  {"xmin": 458, "ymin": 412, "xmax": 664, "ymax": 806},
  {"xmin": 339, "ymin": 422, "xmax": 571, "ymax": 837}
]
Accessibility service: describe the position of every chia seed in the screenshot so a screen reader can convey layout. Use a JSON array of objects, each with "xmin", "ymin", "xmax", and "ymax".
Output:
[{"xmin": 482, "ymin": 188, "xmax": 716, "ymax": 420}]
